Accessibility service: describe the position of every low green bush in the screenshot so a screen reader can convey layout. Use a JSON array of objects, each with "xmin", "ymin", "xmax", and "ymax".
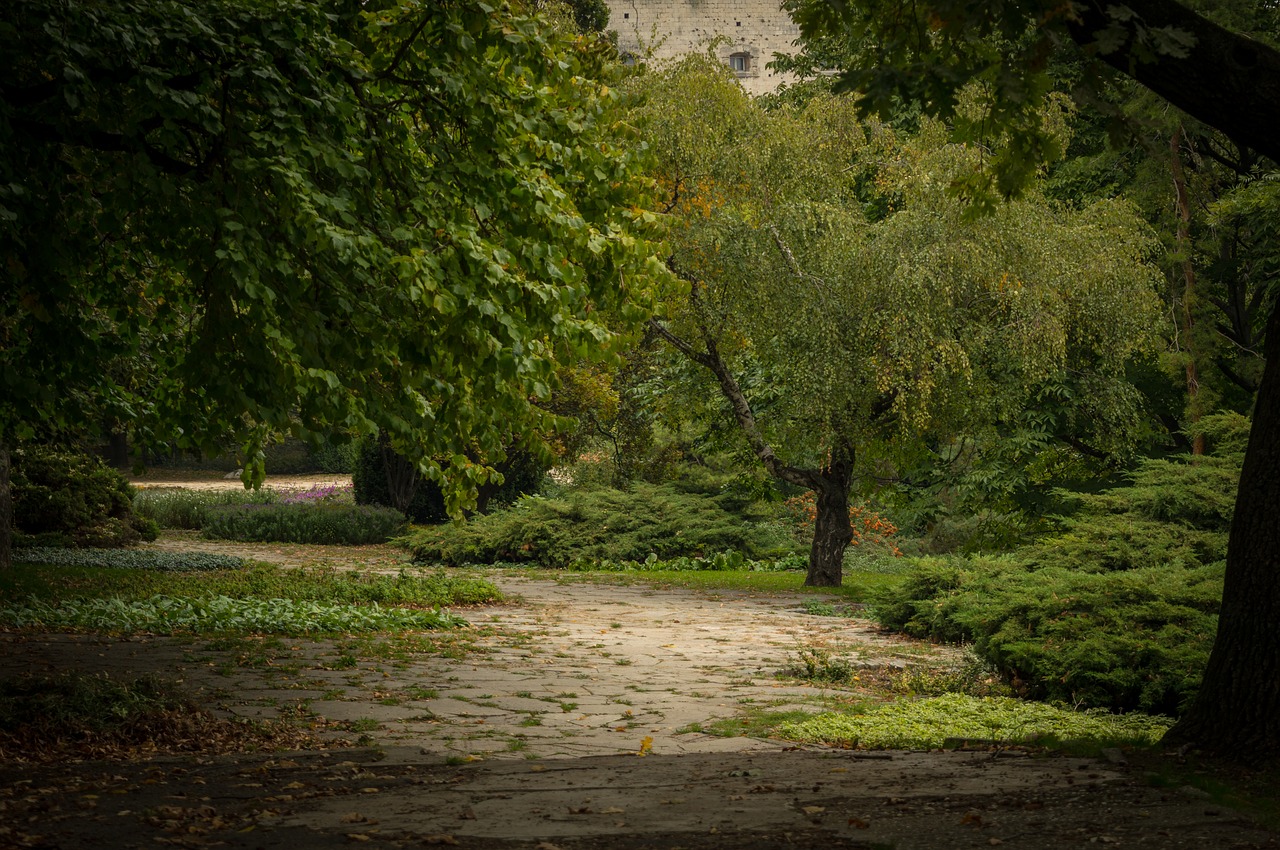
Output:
[
  {"xmin": 870, "ymin": 439, "xmax": 1238, "ymax": 716},
  {"xmin": 12, "ymin": 446, "xmax": 157, "ymax": 547},
  {"xmin": 567, "ymin": 551, "xmax": 808, "ymax": 572},
  {"xmin": 133, "ymin": 488, "xmax": 277, "ymax": 529},
  {"xmin": 202, "ymin": 502, "xmax": 405, "ymax": 545},
  {"xmin": 15, "ymin": 547, "xmax": 246, "ymax": 572},
  {"xmin": 0, "ymin": 595, "xmax": 461, "ymax": 635},
  {"xmin": 407, "ymin": 482, "xmax": 799, "ymax": 567}
]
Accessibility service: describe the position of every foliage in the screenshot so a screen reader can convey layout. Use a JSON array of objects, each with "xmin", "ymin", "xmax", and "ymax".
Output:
[
  {"xmin": 0, "ymin": 0, "xmax": 665, "ymax": 514},
  {"xmin": 778, "ymin": 693, "xmax": 1172, "ymax": 750},
  {"xmin": 0, "ymin": 594, "xmax": 462, "ymax": 635},
  {"xmin": 783, "ymin": 492, "xmax": 902, "ymax": 556},
  {"xmin": 406, "ymin": 481, "xmax": 799, "ymax": 567},
  {"xmin": 0, "ymin": 673, "xmax": 193, "ymax": 735},
  {"xmin": 1, "ymin": 560, "xmax": 501, "ymax": 608},
  {"xmin": 352, "ymin": 435, "xmax": 448, "ymax": 524},
  {"xmin": 12, "ymin": 447, "xmax": 157, "ymax": 548},
  {"xmin": 202, "ymin": 502, "xmax": 405, "ymax": 545},
  {"xmin": 134, "ymin": 488, "xmax": 277, "ymax": 530},
  {"xmin": 15, "ymin": 547, "xmax": 245, "ymax": 572}
]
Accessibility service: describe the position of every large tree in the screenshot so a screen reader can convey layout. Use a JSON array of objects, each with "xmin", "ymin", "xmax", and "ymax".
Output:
[
  {"xmin": 634, "ymin": 59, "xmax": 1163, "ymax": 585},
  {"xmin": 785, "ymin": 0, "xmax": 1280, "ymax": 759},
  {"xmin": 0, "ymin": 0, "xmax": 665, "ymax": 567}
]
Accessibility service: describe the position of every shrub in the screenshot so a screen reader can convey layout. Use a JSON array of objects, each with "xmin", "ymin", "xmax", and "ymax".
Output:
[
  {"xmin": 352, "ymin": 434, "xmax": 448, "ymax": 523},
  {"xmin": 15, "ymin": 547, "xmax": 245, "ymax": 572},
  {"xmin": 202, "ymin": 502, "xmax": 405, "ymax": 545},
  {"xmin": 407, "ymin": 481, "xmax": 800, "ymax": 566},
  {"xmin": 12, "ymin": 446, "xmax": 157, "ymax": 547},
  {"xmin": 133, "ymin": 487, "xmax": 277, "ymax": 529}
]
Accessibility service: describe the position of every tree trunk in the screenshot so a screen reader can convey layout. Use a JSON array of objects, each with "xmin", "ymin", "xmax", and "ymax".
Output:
[
  {"xmin": 807, "ymin": 462, "xmax": 853, "ymax": 587},
  {"xmin": 0, "ymin": 443, "xmax": 11, "ymax": 572},
  {"xmin": 1165, "ymin": 296, "xmax": 1280, "ymax": 760},
  {"xmin": 1170, "ymin": 125, "xmax": 1206, "ymax": 456},
  {"xmin": 379, "ymin": 434, "xmax": 420, "ymax": 517}
]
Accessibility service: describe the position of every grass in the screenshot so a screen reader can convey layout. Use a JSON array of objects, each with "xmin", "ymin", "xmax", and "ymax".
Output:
[{"xmin": 513, "ymin": 567, "xmax": 905, "ymax": 602}]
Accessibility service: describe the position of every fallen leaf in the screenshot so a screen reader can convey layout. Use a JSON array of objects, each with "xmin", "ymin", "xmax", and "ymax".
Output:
[
  {"xmin": 637, "ymin": 737, "xmax": 653, "ymax": 757},
  {"xmin": 340, "ymin": 813, "xmax": 366, "ymax": 824},
  {"xmin": 347, "ymin": 834, "xmax": 370, "ymax": 842},
  {"xmin": 424, "ymin": 836, "xmax": 458, "ymax": 846},
  {"xmin": 802, "ymin": 806, "xmax": 825, "ymax": 815},
  {"xmin": 849, "ymin": 817, "xmax": 871, "ymax": 829},
  {"xmin": 600, "ymin": 807, "xmax": 625, "ymax": 814},
  {"xmin": 960, "ymin": 811, "xmax": 984, "ymax": 826}
]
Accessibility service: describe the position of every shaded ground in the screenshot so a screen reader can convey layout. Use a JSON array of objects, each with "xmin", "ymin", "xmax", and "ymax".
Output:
[{"xmin": 2, "ymin": 533, "xmax": 1277, "ymax": 848}]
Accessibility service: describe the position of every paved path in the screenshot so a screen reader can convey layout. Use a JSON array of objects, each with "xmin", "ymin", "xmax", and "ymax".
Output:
[{"xmin": 4, "ymin": 559, "xmax": 1277, "ymax": 848}]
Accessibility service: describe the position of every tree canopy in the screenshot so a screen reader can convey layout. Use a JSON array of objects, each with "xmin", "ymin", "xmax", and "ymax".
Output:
[
  {"xmin": 783, "ymin": 0, "xmax": 1280, "ymax": 764},
  {"xmin": 0, "ymin": 0, "xmax": 665, "ymax": 530}
]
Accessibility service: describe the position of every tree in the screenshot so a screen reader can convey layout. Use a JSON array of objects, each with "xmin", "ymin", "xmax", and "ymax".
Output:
[
  {"xmin": 0, "ymin": 0, "xmax": 665, "ymax": 569},
  {"xmin": 633, "ymin": 58, "xmax": 1163, "ymax": 586},
  {"xmin": 785, "ymin": 0, "xmax": 1280, "ymax": 759}
]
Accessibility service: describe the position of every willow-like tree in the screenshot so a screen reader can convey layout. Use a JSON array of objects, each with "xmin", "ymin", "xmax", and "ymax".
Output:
[
  {"xmin": 634, "ymin": 58, "xmax": 1163, "ymax": 586},
  {"xmin": 0, "ymin": 0, "xmax": 666, "ymax": 568}
]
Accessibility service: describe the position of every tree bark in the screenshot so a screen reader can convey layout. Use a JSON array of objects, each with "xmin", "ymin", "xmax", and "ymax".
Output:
[
  {"xmin": 808, "ymin": 460, "xmax": 853, "ymax": 587},
  {"xmin": 1165, "ymin": 295, "xmax": 1280, "ymax": 760},
  {"xmin": 379, "ymin": 433, "xmax": 420, "ymax": 517},
  {"xmin": 0, "ymin": 443, "xmax": 11, "ymax": 572},
  {"xmin": 1170, "ymin": 125, "xmax": 1206, "ymax": 455},
  {"xmin": 1067, "ymin": 0, "xmax": 1280, "ymax": 165}
]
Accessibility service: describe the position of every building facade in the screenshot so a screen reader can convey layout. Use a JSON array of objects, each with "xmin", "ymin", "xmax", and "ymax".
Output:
[{"xmin": 606, "ymin": 0, "xmax": 801, "ymax": 95}]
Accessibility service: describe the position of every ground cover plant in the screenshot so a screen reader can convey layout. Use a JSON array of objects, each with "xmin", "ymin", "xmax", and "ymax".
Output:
[
  {"xmin": 0, "ymin": 672, "xmax": 340, "ymax": 762},
  {"xmin": 777, "ymin": 693, "xmax": 1172, "ymax": 750},
  {"xmin": 203, "ymin": 502, "xmax": 405, "ymax": 545},
  {"xmin": 408, "ymin": 481, "xmax": 800, "ymax": 567},
  {"xmin": 133, "ymin": 487, "xmax": 278, "ymax": 530},
  {"xmin": 15, "ymin": 547, "xmax": 245, "ymax": 572}
]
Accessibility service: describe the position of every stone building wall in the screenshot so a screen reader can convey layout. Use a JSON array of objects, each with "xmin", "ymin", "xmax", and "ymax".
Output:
[{"xmin": 605, "ymin": 0, "xmax": 801, "ymax": 95}]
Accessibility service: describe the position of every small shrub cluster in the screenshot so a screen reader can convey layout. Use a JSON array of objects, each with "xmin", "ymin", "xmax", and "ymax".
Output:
[
  {"xmin": 15, "ymin": 547, "xmax": 246, "ymax": 572},
  {"xmin": 133, "ymin": 487, "xmax": 277, "ymax": 530},
  {"xmin": 778, "ymin": 693, "xmax": 1172, "ymax": 750},
  {"xmin": 408, "ymin": 482, "xmax": 799, "ymax": 567},
  {"xmin": 12, "ymin": 446, "xmax": 157, "ymax": 547},
  {"xmin": 202, "ymin": 502, "xmax": 405, "ymax": 545},
  {"xmin": 1, "ymin": 594, "xmax": 461, "ymax": 635}
]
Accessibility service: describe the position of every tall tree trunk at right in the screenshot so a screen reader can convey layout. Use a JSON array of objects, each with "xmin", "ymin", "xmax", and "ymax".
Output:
[
  {"xmin": 807, "ymin": 459, "xmax": 853, "ymax": 587},
  {"xmin": 0, "ymin": 443, "xmax": 11, "ymax": 572},
  {"xmin": 1171, "ymin": 125, "xmax": 1206, "ymax": 455},
  {"xmin": 1165, "ymin": 295, "xmax": 1280, "ymax": 760}
]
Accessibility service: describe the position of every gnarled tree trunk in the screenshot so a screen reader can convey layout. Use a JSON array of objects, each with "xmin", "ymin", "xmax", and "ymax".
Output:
[{"xmin": 807, "ymin": 460, "xmax": 853, "ymax": 587}]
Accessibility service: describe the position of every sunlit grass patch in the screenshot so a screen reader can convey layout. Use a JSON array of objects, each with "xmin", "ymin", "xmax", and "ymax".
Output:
[{"xmin": 778, "ymin": 693, "xmax": 1172, "ymax": 750}]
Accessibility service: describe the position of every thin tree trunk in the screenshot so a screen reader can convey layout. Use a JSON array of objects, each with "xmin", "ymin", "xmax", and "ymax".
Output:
[
  {"xmin": 808, "ymin": 462, "xmax": 853, "ymax": 587},
  {"xmin": 379, "ymin": 434, "xmax": 419, "ymax": 516},
  {"xmin": 1166, "ymin": 295, "xmax": 1280, "ymax": 760},
  {"xmin": 0, "ymin": 443, "xmax": 11, "ymax": 572},
  {"xmin": 1171, "ymin": 125, "xmax": 1206, "ymax": 455}
]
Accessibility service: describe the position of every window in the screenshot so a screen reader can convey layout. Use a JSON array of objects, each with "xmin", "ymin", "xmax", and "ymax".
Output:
[{"xmin": 729, "ymin": 53, "xmax": 750, "ymax": 73}]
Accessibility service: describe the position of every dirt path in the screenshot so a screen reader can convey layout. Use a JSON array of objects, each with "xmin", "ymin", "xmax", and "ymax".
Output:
[{"xmin": 2, "ymin": 541, "xmax": 1276, "ymax": 849}]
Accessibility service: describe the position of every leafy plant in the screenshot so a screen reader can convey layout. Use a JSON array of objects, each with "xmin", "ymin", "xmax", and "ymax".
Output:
[
  {"xmin": 1, "ymin": 595, "xmax": 463, "ymax": 635},
  {"xmin": 203, "ymin": 502, "xmax": 405, "ymax": 545},
  {"xmin": 15, "ymin": 547, "xmax": 246, "ymax": 572}
]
